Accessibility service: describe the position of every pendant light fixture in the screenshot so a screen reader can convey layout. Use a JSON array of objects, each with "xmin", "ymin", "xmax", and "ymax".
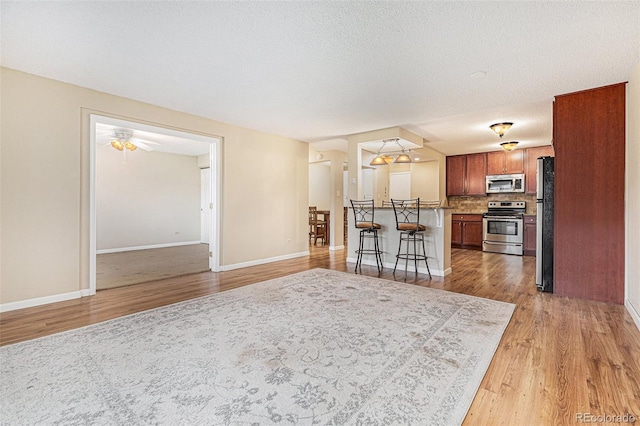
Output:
[
  {"xmin": 370, "ymin": 155, "xmax": 388, "ymax": 166},
  {"xmin": 369, "ymin": 138, "xmax": 413, "ymax": 166},
  {"xmin": 394, "ymin": 152, "xmax": 412, "ymax": 163}
]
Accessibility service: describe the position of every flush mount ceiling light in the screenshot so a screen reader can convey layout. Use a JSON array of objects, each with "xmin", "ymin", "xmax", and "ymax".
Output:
[
  {"xmin": 369, "ymin": 138, "xmax": 413, "ymax": 165},
  {"xmin": 500, "ymin": 141, "xmax": 519, "ymax": 151},
  {"xmin": 489, "ymin": 122, "xmax": 513, "ymax": 138}
]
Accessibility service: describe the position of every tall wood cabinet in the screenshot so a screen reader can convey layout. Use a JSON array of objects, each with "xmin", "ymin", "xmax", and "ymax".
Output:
[{"xmin": 554, "ymin": 83, "xmax": 626, "ymax": 304}]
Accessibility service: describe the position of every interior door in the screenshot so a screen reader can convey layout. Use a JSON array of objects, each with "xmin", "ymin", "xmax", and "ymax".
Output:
[
  {"xmin": 389, "ymin": 172, "xmax": 411, "ymax": 200},
  {"xmin": 201, "ymin": 168, "xmax": 211, "ymax": 244}
]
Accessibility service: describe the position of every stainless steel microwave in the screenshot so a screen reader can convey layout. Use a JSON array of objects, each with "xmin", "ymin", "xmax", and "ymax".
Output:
[{"xmin": 485, "ymin": 174, "xmax": 525, "ymax": 193}]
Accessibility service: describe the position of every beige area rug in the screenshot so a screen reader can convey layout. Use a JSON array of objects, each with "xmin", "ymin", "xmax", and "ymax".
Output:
[
  {"xmin": 97, "ymin": 243, "xmax": 210, "ymax": 289},
  {"xmin": 1, "ymin": 269, "xmax": 515, "ymax": 425}
]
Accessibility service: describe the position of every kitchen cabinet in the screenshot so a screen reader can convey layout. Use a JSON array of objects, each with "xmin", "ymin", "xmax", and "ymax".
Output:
[
  {"xmin": 524, "ymin": 146, "xmax": 555, "ymax": 194},
  {"xmin": 446, "ymin": 153, "xmax": 487, "ymax": 196},
  {"xmin": 554, "ymin": 83, "xmax": 625, "ymax": 304},
  {"xmin": 446, "ymin": 155, "xmax": 466, "ymax": 196},
  {"xmin": 451, "ymin": 214, "xmax": 483, "ymax": 249},
  {"xmin": 487, "ymin": 150, "xmax": 524, "ymax": 175},
  {"xmin": 523, "ymin": 215, "xmax": 536, "ymax": 256}
]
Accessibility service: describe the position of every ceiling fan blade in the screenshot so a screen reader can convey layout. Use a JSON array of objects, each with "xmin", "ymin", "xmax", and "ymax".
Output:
[
  {"xmin": 134, "ymin": 141, "xmax": 154, "ymax": 151},
  {"xmin": 130, "ymin": 137, "xmax": 160, "ymax": 145}
]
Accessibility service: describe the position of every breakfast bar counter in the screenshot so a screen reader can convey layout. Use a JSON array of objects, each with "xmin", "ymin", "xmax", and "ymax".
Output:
[{"xmin": 346, "ymin": 207, "xmax": 453, "ymax": 276}]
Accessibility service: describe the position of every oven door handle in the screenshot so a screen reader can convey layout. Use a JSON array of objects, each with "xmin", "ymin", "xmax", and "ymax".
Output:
[
  {"xmin": 483, "ymin": 241, "xmax": 522, "ymax": 246},
  {"xmin": 483, "ymin": 216, "xmax": 523, "ymax": 220}
]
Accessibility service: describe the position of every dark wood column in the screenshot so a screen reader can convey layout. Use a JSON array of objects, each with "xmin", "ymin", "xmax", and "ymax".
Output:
[{"xmin": 553, "ymin": 83, "xmax": 626, "ymax": 304}]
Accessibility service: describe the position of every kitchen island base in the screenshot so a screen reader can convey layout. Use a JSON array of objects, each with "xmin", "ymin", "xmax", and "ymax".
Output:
[{"xmin": 346, "ymin": 207, "xmax": 452, "ymax": 277}]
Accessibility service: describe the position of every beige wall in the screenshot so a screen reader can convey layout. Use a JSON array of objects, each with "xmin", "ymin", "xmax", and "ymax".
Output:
[
  {"xmin": 411, "ymin": 161, "xmax": 440, "ymax": 201},
  {"xmin": 96, "ymin": 150, "xmax": 201, "ymax": 250},
  {"xmin": 627, "ymin": 59, "xmax": 640, "ymax": 328},
  {"xmin": 0, "ymin": 67, "xmax": 309, "ymax": 305}
]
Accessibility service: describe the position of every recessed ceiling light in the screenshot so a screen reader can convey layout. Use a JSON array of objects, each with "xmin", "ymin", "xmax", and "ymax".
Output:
[{"xmin": 471, "ymin": 71, "xmax": 486, "ymax": 79}]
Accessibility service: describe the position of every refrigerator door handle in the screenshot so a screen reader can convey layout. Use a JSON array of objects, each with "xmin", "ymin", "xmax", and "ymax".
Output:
[
  {"xmin": 535, "ymin": 202, "xmax": 543, "ymax": 286},
  {"xmin": 536, "ymin": 157, "xmax": 544, "ymax": 198}
]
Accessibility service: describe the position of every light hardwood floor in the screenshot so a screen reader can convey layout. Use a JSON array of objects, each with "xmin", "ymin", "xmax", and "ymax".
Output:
[
  {"xmin": 1, "ymin": 246, "xmax": 639, "ymax": 425},
  {"xmin": 97, "ymin": 243, "xmax": 210, "ymax": 289}
]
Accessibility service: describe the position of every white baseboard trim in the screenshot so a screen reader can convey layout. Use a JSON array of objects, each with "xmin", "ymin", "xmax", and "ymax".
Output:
[
  {"xmin": 0, "ymin": 290, "xmax": 86, "ymax": 313},
  {"xmin": 346, "ymin": 257, "xmax": 451, "ymax": 277},
  {"xmin": 97, "ymin": 241, "xmax": 203, "ymax": 254},
  {"xmin": 220, "ymin": 251, "xmax": 310, "ymax": 272},
  {"xmin": 80, "ymin": 288, "xmax": 95, "ymax": 297},
  {"xmin": 625, "ymin": 299, "xmax": 640, "ymax": 332},
  {"xmin": 329, "ymin": 245, "xmax": 345, "ymax": 251}
]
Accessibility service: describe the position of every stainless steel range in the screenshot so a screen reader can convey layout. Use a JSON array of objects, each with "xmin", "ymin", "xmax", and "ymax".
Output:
[{"xmin": 482, "ymin": 201, "xmax": 525, "ymax": 256}]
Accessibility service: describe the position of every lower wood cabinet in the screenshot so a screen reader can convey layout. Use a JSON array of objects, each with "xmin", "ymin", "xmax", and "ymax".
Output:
[
  {"xmin": 523, "ymin": 215, "xmax": 536, "ymax": 256},
  {"xmin": 451, "ymin": 214, "xmax": 483, "ymax": 250}
]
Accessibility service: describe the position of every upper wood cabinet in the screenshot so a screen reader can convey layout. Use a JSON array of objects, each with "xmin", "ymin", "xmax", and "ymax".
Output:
[
  {"xmin": 465, "ymin": 153, "xmax": 487, "ymax": 195},
  {"xmin": 447, "ymin": 146, "xmax": 554, "ymax": 197},
  {"xmin": 486, "ymin": 150, "xmax": 524, "ymax": 175},
  {"xmin": 446, "ymin": 155, "xmax": 466, "ymax": 196},
  {"xmin": 524, "ymin": 145, "xmax": 555, "ymax": 194},
  {"xmin": 446, "ymin": 153, "xmax": 487, "ymax": 196}
]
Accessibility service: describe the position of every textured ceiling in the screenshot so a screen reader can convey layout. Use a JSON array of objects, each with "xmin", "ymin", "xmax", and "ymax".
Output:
[{"xmin": 2, "ymin": 1, "xmax": 639, "ymax": 155}]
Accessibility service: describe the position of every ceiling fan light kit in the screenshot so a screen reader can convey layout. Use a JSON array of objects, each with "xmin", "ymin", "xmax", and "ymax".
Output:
[
  {"xmin": 110, "ymin": 139, "xmax": 125, "ymax": 151},
  {"xmin": 106, "ymin": 128, "xmax": 156, "ymax": 153}
]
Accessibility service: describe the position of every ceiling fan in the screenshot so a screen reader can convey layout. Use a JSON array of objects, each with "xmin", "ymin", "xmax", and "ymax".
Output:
[{"xmin": 99, "ymin": 128, "xmax": 160, "ymax": 152}]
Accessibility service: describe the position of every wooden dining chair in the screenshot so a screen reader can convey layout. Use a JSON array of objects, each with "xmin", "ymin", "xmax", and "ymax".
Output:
[
  {"xmin": 308, "ymin": 206, "xmax": 327, "ymax": 245},
  {"xmin": 343, "ymin": 206, "xmax": 348, "ymax": 242}
]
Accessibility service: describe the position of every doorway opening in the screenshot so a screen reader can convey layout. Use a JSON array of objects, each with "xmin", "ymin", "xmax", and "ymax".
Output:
[{"xmin": 89, "ymin": 114, "xmax": 221, "ymax": 294}]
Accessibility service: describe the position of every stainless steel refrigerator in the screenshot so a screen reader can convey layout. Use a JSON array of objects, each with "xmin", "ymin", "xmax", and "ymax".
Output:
[{"xmin": 536, "ymin": 157, "xmax": 554, "ymax": 292}]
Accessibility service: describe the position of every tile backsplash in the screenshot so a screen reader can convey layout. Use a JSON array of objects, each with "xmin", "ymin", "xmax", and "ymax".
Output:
[{"xmin": 447, "ymin": 194, "xmax": 537, "ymax": 215}]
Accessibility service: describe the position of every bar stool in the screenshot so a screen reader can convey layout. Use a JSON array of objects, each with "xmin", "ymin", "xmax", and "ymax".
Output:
[
  {"xmin": 350, "ymin": 199, "xmax": 383, "ymax": 274},
  {"xmin": 391, "ymin": 198, "xmax": 431, "ymax": 280}
]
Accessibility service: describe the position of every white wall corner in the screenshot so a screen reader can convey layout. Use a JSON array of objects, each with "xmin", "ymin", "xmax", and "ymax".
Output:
[{"xmin": 625, "ymin": 299, "xmax": 640, "ymax": 332}]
